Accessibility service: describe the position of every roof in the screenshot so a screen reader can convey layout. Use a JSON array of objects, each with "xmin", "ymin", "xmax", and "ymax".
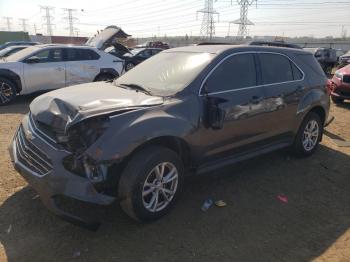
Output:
[{"xmin": 165, "ymin": 44, "xmax": 311, "ymax": 55}]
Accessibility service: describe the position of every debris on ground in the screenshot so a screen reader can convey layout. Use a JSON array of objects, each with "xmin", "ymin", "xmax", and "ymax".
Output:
[
  {"xmin": 201, "ymin": 198, "xmax": 214, "ymax": 211},
  {"xmin": 215, "ymin": 200, "xmax": 227, "ymax": 207},
  {"xmin": 277, "ymin": 194, "xmax": 288, "ymax": 204}
]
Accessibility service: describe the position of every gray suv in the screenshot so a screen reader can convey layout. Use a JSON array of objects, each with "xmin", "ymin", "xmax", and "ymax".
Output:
[{"xmin": 9, "ymin": 45, "xmax": 330, "ymax": 227}]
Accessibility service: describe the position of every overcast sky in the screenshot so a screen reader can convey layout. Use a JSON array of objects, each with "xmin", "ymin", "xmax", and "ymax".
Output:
[{"xmin": 0, "ymin": 0, "xmax": 349, "ymax": 38}]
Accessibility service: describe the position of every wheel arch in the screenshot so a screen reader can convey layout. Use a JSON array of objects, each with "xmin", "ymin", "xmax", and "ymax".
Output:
[
  {"xmin": 93, "ymin": 68, "xmax": 119, "ymax": 81},
  {"xmin": 0, "ymin": 69, "xmax": 22, "ymax": 93}
]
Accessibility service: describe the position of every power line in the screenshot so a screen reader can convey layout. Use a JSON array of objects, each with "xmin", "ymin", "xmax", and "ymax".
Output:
[
  {"xmin": 40, "ymin": 6, "xmax": 55, "ymax": 36},
  {"xmin": 197, "ymin": 0, "xmax": 219, "ymax": 39},
  {"xmin": 63, "ymin": 8, "xmax": 78, "ymax": 36},
  {"xmin": 3, "ymin": 17, "xmax": 12, "ymax": 31},
  {"xmin": 19, "ymin": 18, "xmax": 29, "ymax": 32}
]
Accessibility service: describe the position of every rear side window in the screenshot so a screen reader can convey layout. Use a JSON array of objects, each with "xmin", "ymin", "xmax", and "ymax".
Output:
[
  {"xmin": 65, "ymin": 48, "xmax": 100, "ymax": 61},
  {"xmin": 291, "ymin": 62, "xmax": 303, "ymax": 80},
  {"xmin": 205, "ymin": 53, "xmax": 257, "ymax": 93},
  {"xmin": 260, "ymin": 53, "xmax": 294, "ymax": 84}
]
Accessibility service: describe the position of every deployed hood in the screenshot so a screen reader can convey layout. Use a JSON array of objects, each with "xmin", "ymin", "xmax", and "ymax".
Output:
[
  {"xmin": 86, "ymin": 25, "xmax": 131, "ymax": 50},
  {"xmin": 30, "ymin": 82, "xmax": 163, "ymax": 133}
]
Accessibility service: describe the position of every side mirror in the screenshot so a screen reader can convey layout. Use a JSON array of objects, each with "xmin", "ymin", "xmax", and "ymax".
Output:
[
  {"xmin": 25, "ymin": 56, "xmax": 40, "ymax": 64},
  {"xmin": 206, "ymin": 97, "xmax": 226, "ymax": 130}
]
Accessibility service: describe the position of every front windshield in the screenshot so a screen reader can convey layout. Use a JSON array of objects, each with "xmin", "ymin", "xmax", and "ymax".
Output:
[
  {"xmin": 131, "ymin": 48, "xmax": 143, "ymax": 55},
  {"xmin": 115, "ymin": 51, "xmax": 215, "ymax": 96},
  {"xmin": 6, "ymin": 46, "xmax": 39, "ymax": 62}
]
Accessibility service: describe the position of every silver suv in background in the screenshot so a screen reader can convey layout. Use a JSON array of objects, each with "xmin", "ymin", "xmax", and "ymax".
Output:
[{"xmin": 0, "ymin": 44, "xmax": 124, "ymax": 105}]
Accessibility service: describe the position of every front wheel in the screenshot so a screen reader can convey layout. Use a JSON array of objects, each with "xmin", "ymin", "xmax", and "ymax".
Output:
[
  {"xmin": 291, "ymin": 112, "xmax": 323, "ymax": 157},
  {"xmin": 118, "ymin": 146, "xmax": 184, "ymax": 222},
  {"xmin": 0, "ymin": 77, "xmax": 17, "ymax": 105}
]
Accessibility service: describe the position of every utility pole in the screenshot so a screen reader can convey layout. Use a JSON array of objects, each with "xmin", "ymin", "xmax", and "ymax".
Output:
[
  {"xmin": 228, "ymin": 0, "xmax": 257, "ymax": 39},
  {"xmin": 33, "ymin": 24, "xmax": 38, "ymax": 34},
  {"xmin": 341, "ymin": 25, "xmax": 347, "ymax": 39},
  {"xmin": 40, "ymin": 6, "xmax": 54, "ymax": 36},
  {"xmin": 3, "ymin": 17, "xmax": 13, "ymax": 31},
  {"xmin": 19, "ymin": 18, "xmax": 29, "ymax": 32},
  {"xmin": 197, "ymin": 0, "xmax": 219, "ymax": 39},
  {"xmin": 63, "ymin": 8, "xmax": 78, "ymax": 37}
]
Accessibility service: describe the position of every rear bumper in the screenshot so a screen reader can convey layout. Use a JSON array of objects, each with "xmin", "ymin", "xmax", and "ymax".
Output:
[{"xmin": 9, "ymin": 114, "xmax": 115, "ymax": 229}]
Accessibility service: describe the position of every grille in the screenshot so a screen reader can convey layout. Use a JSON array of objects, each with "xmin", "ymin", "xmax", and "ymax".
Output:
[
  {"xmin": 15, "ymin": 125, "xmax": 53, "ymax": 176},
  {"xmin": 343, "ymin": 75, "xmax": 350, "ymax": 84}
]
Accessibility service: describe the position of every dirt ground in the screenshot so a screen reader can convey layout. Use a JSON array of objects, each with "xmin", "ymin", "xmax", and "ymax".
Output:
[{"xmin": 0, "ymin": 94, "xmax": 349, "ymax": 262}]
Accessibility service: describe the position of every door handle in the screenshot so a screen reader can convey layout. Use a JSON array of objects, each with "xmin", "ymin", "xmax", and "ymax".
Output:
[{"xmin": 251, "ymin": 96, "xmax": 263, "ymax": 104}]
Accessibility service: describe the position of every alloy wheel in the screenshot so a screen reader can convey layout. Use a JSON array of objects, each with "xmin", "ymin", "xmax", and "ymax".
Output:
[
  {"xmin": 0, "ymin": 81, "xmax": 13, "ymax": 104},
  {"xmin": 142, "ymin": 162, "xmax": 178, "ymax": 212},
  {"xmin": 302, "ymin": 119, "xmax": 319, "ymax": 151}
]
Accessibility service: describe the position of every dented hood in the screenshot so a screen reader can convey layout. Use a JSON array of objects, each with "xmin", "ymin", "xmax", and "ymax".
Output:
[{"xmin": 30, "ymin": 82, "xmax": 164, "ymax": 133}]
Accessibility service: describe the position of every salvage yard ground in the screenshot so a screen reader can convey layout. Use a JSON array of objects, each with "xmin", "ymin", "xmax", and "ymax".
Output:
[{"xmin": 0, "ymin": 94, "xmax": 350, "ymax": 262}]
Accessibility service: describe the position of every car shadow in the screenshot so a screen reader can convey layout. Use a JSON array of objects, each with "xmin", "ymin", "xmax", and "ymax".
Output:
[
  {"xmin": 0, "ymin": 93, "xmax": 45, "ymax": 115},
  {"xmin": 333, "ymin": 101, "xmax": 350, "ymax": 110},
  {"xmin": 1, "ymin": 145, "xmax": 350, "ymax": 261}
]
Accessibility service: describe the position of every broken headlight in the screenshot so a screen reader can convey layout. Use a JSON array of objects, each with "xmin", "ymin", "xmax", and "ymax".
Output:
[{"xmin": 63, "ymin": 116, "xmax": 110, "ymax": 153}]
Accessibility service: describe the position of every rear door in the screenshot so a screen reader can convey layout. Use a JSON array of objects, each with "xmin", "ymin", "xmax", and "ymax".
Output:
[
  {"xmin": 22, "ymin": 48, "xmax": 65, "ymax": 92},
  {"xmin": 198, "ymin": 52, "xmax": 269, "ymax": 163},
  {"xmin": 64, "ymin": 48, "xmax": 101, "ymax": 86},
  {"xmin": 258, "ymin": 52, "xmax": 304, "ymax": 139}
]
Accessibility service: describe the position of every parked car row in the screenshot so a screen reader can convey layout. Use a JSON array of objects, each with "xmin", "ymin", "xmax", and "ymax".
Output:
[{"xmin": 8, "ymin": 42, "xmax": 331, "ymax": 227}]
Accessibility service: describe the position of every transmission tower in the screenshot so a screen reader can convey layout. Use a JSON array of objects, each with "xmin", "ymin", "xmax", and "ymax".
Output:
[
  {"xmin": 19, "ymin": 18, "xmax": 29, "ymax": 32},
  {"xmin": 3, "ymin": 17, "xmax": 13, "ymax": 31},
  {"xmin": 229, "ymin": 0, "xmax": 257, "ymax": 39},
  {"xmin": 40, "ymin": 6, "xmax": 55, "ymax": 36},
  {"xmin": 63, "ymin": 8, "xmax": 78, "ymax": 37},
  {"xmin": 197, "ymin": 0, "xmax": 219, "ymax": 39}
]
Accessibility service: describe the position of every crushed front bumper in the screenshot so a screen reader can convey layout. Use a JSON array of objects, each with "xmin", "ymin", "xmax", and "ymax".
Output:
[{"xmin": 8, "ymin": 114, "xmax": 115, "ymax": 229}]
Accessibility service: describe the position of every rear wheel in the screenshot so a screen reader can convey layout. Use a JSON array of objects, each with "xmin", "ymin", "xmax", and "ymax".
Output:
[
  {"xmin": 118, "ymin": 145, "xmax": 184, "ymax": 222},
  {"xmin": 291, "ymin": 112, "xmax": 323, "ymax": 157},
  {"xmin": 0, "ymin": 77, "xmax": 16, "ymax": 105},
  {"xmin": 331, "ymin": 96, "xmax": 344, "ymax": 104}
]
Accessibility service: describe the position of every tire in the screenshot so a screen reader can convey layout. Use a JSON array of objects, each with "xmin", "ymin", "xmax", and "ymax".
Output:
[
  {"xmin": 118, "ymin": 145, "xmax": 184, "ymax": 222},
  {"xmin": 291, "ymin": 112, "xmax": 323, "ymax": 157},
  {"xmin": 331, "ymin": 96, "xmax": 344, "ymax": 104},
  {"xmin": 0, "ymin": 77, "xmax": 17, "ymax": 105},
  {"xmin": 125, "ymin": 62, "xmax": 135, "ymax": 71},
  {"xmin": 94, "ymin": 73, "xmax": 116, "ymax": 82}
]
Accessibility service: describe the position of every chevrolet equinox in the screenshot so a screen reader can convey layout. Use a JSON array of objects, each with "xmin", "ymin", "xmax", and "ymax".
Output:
[{"xmin": 9, "ymin": 45, "xmax": 330, "ymax": 227}]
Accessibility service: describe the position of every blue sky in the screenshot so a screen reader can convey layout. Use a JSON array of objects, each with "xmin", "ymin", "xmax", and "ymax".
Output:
[{"xmin": 0, "ymin": 0, "xmax": 349, "ymax": 38}]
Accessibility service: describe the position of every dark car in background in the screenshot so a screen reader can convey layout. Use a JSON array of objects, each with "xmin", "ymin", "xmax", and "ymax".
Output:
[
  {"xmin": 339, "ymin": 51, "xmax": 350, "ymax": 67},
  {"xmin": 9, "ymin": 45, "xmax": 330, "ymax": 227},
  {"xmin": 136, "ymin": 41, "xmax": 170, "ymax": 49},
  {"xmin": 329, "ymin": 64, "xmax": 350, "ymax": 103},
  {"xmin": 121, "ymin": 47, "xmax": 163, "ymax": 71},
  {"xmin": 0, "ymin": 41, "xmax": 39, "ymax": 51}
]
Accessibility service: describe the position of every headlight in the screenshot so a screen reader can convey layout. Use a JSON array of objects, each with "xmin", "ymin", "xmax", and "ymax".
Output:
[
  {"xmin": 335, "ymin": 70, "xmax": 343, "ymax": 80},
  {"xmin": 64, "ymin": 116, "xmax": 110, "ymax": 152}
]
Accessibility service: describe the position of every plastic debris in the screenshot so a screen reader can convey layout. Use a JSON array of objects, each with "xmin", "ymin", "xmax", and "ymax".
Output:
[
  {"xmin": 277, "ymin": 194, "xmax": 288, "ymax": 204},
  {"xmin": 215, "ymin": 200, "xmax": 227, "ymax": 207},
  {"xmin": 201, "ymin": 198, "xmax": 214, "ymax": 211}
]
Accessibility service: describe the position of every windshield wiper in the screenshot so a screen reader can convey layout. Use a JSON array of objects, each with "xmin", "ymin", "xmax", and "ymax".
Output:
[{"xmin": 118, "ymin": 83, "xmax": 151, "ymax": 95}]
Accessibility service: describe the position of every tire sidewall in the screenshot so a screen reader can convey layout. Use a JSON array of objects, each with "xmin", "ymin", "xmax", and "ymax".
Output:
[
  {"xmin": 0, "ymin": 77, "xmax": 16, "ymax": 105},
  {"xmin": 119, "ymin": 146, "xmax": 184, "ymax": 222}
]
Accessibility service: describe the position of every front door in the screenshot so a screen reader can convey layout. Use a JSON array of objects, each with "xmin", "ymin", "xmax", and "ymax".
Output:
[
  {"xmin": 198, "ymin": 53, "xmax": 268, "ymax": 163},
  {"xmin": 22, "ymin": 48, "xmax": 65, "ymax": 93}
]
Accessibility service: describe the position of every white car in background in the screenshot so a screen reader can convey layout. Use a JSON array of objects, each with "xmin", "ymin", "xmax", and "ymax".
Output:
[{"xmin": 0, "ymin": 44, "xmax": 124, "ymax": 105}]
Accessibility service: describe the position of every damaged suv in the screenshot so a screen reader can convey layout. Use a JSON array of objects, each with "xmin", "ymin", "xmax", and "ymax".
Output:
[{"xmin": 10, "ymin": 45, "xmax": 330, "ymax": 226}]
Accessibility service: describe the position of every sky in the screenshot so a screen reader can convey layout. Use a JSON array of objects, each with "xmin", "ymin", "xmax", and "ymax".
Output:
[{"xmin": 0, "ymin": 0, "xmax": 350, "ymax": 38}]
